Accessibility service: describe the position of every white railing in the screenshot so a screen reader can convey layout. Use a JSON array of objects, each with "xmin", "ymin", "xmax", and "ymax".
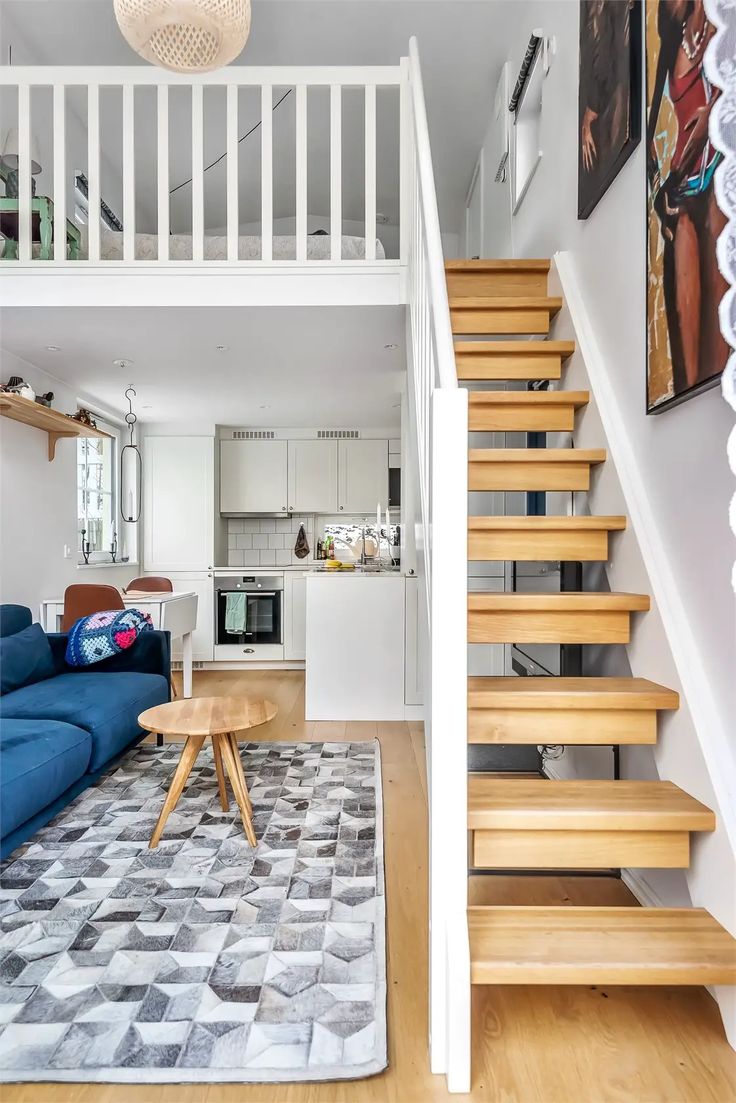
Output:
[
  {"xmin": 0, "ymin": 65, "xmax": 403, "ymax": 266},
  {"xmin": 405, "ymin": 37, "xmax": 470, "ymax": 1094}
]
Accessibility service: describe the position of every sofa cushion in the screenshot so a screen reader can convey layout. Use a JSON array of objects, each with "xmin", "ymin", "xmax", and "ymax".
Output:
[
  {"xmin": 0, "ymin": 719, "xmax": 92, "ymax": 838},
  {"xmin": 0, "ymin": 605, "xmax": 32, "ymax": 639},
  {"xmin": 0, "ymin": 672, "xmax": 168, "ymax": 772},
  {"xmin": 0, "ymin": 623, "xmax": 56, "ymax": 695}
]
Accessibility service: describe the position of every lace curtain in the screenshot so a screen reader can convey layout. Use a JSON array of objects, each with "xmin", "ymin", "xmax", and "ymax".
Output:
[{"xmin": 706, "ymin": 0, "xmax": 736, "ymax": 588}]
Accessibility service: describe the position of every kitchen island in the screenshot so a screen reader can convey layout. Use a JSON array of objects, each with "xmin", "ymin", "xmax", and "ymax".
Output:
[{"xmin": 305, "ymin": 571, "xmax": 407, "ymax": 721}]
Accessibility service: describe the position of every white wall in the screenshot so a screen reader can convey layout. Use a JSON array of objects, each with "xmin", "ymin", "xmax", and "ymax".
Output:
[{"xmin": 0, "ymin": 351, "xmax": 136, "ymax": 619}]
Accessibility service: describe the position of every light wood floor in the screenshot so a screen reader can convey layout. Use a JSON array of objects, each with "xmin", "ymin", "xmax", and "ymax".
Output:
[{"xmin": 6, "ymin": 670, "xmax": 735, "ymax": 1103}]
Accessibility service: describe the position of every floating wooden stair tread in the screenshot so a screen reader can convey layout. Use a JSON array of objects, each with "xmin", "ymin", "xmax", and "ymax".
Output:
[
  {"xmin": 455, "ymin": 340, "xmax": 575, "ymax": 381},
  {"xmin": 468, "ymin": 515, "xmax": 626, "ymax": 562},
  {"xmin": 468, "ymin": 592, "xmax": 650, "ymax": 646},
  {"xmin": 468, "ymin": 778, "xmax": 715, "ymax": 832},
  {"xmin": 450, "ymin": 297, "xmax": 563, "ymax": 336},
  {"xmin": 446, "ymin": 260, "xmax": 551, "ymax": 298},
  {"xmin": 467, "ymin": 674, "xmax": 678, "ymax": 747},
  {"xmin": 468, "ymin": 390, "xmax": 589, "ymax": 431},
  {"xmin": 468, "ymin": 907, "xmax": 736, "ymax": 985},
  {"xmin": 469, "ymin": 448, "xmax": 606, "ymax": 492},
  {"xmin": 445, "ymin": 259, "xmax": 551, "ymax": 271}
]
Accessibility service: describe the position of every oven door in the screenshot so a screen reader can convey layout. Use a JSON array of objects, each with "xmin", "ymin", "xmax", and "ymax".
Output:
[{"xmin": 216, "ymin": 585, "xmax": 283, "ymax": 647}]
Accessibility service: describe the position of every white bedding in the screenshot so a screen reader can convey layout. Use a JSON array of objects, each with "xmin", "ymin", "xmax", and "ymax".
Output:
[{"xmin": 81, "ymin": 227, "xmax": 387, "ymax": 262}]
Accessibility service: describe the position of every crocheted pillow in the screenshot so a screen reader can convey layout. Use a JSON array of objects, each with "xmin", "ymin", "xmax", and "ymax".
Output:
[{"xmin": 65, "ymin": 608, "xmax": 154, "ymax": 667}]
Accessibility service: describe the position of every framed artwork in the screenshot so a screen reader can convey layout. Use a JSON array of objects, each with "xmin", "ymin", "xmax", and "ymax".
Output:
[
  {"xmin": 646, "ymin": 0, "xmax": 729, "ymax": 412},
  {"xmin": 578, "ymin": 0, "xmax": 642, "ymax": 220}
]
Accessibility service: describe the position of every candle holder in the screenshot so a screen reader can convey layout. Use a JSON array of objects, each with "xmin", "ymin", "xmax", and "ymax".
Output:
[
  {"xmin": 80, "ymin": 529, "xmax": 91, "ymax": 565},
  {"xmin": 110, "ymin": 529, "xmax": 118, "ymax": 564}
]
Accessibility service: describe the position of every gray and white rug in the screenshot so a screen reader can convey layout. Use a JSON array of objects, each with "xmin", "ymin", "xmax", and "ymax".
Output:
[{"xmin": 0, "ymin": 740, "xmax": 386, "ymax": 1083}]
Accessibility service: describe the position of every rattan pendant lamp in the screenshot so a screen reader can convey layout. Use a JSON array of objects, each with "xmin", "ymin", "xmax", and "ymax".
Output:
[{"xmin": 113, "ymin": 0, "xmax": 252, "ymax": 73}]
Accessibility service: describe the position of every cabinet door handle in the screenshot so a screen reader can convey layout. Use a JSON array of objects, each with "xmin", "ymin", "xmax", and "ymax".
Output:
[
  {"xmin": 282, "ymin": 506, "xmax": 286, "ymax": 512},
  {"xmin": 243, "ymin": 648, "xmax": 255, "ymax": 654},
  {"xmin": 339, "ymin": 505, "xmax": 344, "ymax": 510},
  {"xmin": 289, "ymin": 506, "xmax": 294, "ymax": 511}
]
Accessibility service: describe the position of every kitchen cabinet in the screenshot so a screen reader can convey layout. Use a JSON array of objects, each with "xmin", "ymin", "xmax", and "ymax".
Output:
[
  {"xmin": 284, "ymin": 571, "xmax": 308, "ymax": 661},
  {"xmin": 220, "ymin": 439, "xmax": 288, "ymax": 514},
  {"xmin": 144, "ymin": 436, "xmax": 215, "ymax": 571},
  {"xmin": 164, "ymin": 571, "xmax": 214, "ymax": 662},
  {"xmin": 338, "ymin": 439, "xmax": 389, "ymax": 513},
  {"xmin": 288, "ymin": 440, "xmax": 337, "ymax": 513}
]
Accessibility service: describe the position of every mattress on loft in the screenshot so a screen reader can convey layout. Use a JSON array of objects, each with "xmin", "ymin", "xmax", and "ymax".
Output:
[{"xmin": 73, "ymin": 228, "xmax": 387, "ymax": 261}]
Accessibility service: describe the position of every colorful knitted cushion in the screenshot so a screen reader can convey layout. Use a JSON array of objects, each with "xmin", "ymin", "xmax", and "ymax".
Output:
[{"xmin": 65, "ymin": 608, "xmax": 154, "ymax": 667}]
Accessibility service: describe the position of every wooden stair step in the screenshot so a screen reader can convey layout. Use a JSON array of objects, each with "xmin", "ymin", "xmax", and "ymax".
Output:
[
  {"xmin": 468, "ymin": 777, "xmax": 714, "ymax": 869},
  {"xmin": 468, "ymin": 515, "xmax": 626, "ymax": 562},
  {"xmin": 445, "ymin": 258, "xmax": 550, "ymax": 298},
  {"xmin": 468, "ymin": 906, "xmax": 736, "ymax": 985},
  {"xmin": 468, "ymin": 592, "xmax": 650, "ymax": 645},
  {"xmin": 450, "ymin": 296, "xmax": 563, "ymax": 336},
  {"xmin": 468, "ymin": 390, "xmax": 589, "ymax": 432},
  {"xmin": 469, "ymin": 448, "xmax": 606, "ymax": 492},
  {"xmin": 455, "ymin": 340, "xmax": 575, "ymax": 381},
  {"xmin": 467, "ymin": 676, "xmax": 679, "ymax": 745}
]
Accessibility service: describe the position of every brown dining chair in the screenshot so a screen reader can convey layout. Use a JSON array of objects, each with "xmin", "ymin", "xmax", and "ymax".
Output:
[
  {"xmin": 61, "ymin": 584, "xmax": 125, "ymax": 632},
  {"xmin": 125, "ymin": 576, "xmax": 173, "ymax": 593}
]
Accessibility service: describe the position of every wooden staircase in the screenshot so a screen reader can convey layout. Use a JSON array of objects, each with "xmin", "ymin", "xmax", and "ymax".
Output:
[{"xmin": 448, "ymin": 258, "xmax": 736, "ymax": 1004}]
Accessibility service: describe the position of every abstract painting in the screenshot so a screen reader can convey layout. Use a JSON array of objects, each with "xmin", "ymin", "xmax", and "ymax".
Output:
[
  {"xmin": 578, "ymin": 0, "xmax": 642, "ymax": 219},
  {"xmin": 646, "ymin": 0, "xmax": 729, "ymax": 412}
]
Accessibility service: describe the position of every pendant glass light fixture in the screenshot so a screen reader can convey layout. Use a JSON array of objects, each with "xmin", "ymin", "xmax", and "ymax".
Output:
[
  {"xmin": 120, "ymin": 386, "xmax": 142, "ymax": 524},
  {"xmin": 113, "ymin": 0, "xmax": 252, "ymax": 73}
]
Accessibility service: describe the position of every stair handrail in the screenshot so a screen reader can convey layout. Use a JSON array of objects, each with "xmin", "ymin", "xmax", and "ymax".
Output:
[{"xmin": 405, "ymin": 36, "xmax": 471, "ymax": 1094}]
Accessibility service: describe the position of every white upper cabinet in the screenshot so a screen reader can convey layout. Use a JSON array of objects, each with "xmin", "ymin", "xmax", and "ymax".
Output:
[
  {"xmin": 288, "ymin": 440, "xmax": 338, "ymax": 514},
  {"xmin": 144, "ymin": 436, "xmax": 214, "ymax": 570},
  {"xmin": 220, "ymin": 440, "xmax": 288, "ymax": 514},
  {"xmin": 338, "ymin": 439, "xmax": 389, "ymax": 513}
]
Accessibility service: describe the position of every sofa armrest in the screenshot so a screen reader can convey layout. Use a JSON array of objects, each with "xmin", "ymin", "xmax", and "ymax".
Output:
[{"xmin": 47, "ymin": 630, "xmax": 172, "ymax": 682}]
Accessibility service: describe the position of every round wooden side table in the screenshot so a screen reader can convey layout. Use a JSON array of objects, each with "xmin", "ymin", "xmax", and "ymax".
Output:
[{"xmin": 138, "ymin": 695, "xmax": 277, "ymax": 850}]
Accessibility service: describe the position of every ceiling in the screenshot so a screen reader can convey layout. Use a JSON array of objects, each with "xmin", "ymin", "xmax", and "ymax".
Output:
[
  {"xmin": 0, "ymin": 305, "xmax": 406, "ymax": 427},
  {"xmin": 0, "ymin": 0, "xmax": 512, "ymax": 237}
]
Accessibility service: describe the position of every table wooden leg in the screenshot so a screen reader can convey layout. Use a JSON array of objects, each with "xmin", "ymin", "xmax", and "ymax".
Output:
[
  {"xmin": 219, "ymin": 733, "xmax": 257, "ymax": 847},
  {"xmin": 149, "ymin": 734, "xmax": 206, "ymax": 849},
  {"xmin": 212, "ymin": 735, "xmax": 230, "ymax": 812},
  {"xmin": 228, "ymin": 734, "xmax": 253, "ymax": 816}
]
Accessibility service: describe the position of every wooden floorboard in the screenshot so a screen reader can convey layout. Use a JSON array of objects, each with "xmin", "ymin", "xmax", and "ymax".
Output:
[{"xmin": 7, "ymin": 670, "xmax": 734, "ymax": 1103}]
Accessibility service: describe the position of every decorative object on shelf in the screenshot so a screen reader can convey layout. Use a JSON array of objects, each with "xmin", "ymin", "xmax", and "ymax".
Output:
[
  {"xmin": 578, "ymin": 0, "xmax": 641, "ymax": 220},
  {"xmin": 0, "ymin": 127, "xmax": 42, "ymax": 197},
  {"xmin": 113, "ymin": 0, "xmax": 252, "ymax": 74},
  {"xmin": 120, "ymin": 384, "xmax": 142, "ymax": 524},
  {"xmin": 35, "ymin": 391, "xmax": 53, "ymax": 408},
  {"xmin": 110, "ymin": 526, "xmax": 118, "ymax": 564},
  {"xmin": 294, "ymin": 524, "xmax": 310, "ymax": 560},
  {"xmin": 80, "ymin": 529, "xmax": 91, "ymax": 566},
  {"xmin": 1, "ymin": 376, "xmax": 35, "ymax": 401},
  {"xmin": 69, "ymin": 407, "xmax": 97, "ymax": 429},
  {"xmin": 646, "ymin": 0, "xmax": 728, "ymax": 411}
]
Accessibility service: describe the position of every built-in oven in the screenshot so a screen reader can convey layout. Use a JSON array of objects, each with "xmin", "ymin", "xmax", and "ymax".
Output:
[{"xmin": 214, "ymin": 575, "xmax": 284, "ymax": 660}]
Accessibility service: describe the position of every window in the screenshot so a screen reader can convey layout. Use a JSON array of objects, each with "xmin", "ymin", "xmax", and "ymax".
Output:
[
  {"xmin": 77, "ymin": 417, "xmax": 119, "ymax": 563},
  {"xmin": 511, "ymin": 40, "xmax": 544, "ymax": 212}
]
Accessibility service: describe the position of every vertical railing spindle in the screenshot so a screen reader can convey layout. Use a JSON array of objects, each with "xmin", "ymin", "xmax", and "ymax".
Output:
[
  {"xmin": 122, "ymin": 84, "xmax": 135, "ymax": 262},
  {"xmin": 53, "ymin": 85, "xmax": 66, "ymax": 261},
  {"xmin": 330, "ymin": 84, "xmax": 342, "ymax": 262},
  {"xmin": 157, "ymin": 85, "xmax": 169, "ymax": 262},
  {"xmin": 87, "ymin": 84, "xmax": 100, "ymax": 262},
  {"xmin": 226, "ymin": 83, "xmax": 238, "ymax": 262},
  {"xmin": 261, "ymin": 84, "xmax": 273, "ymax": 262},
  {"xmin": 364, "ymin": 83, "xmax": 376, "ymax": 262},
  {"xmin": 295, "ymin": 84, "xmax": 307, "ymax": 262},
  {"xmin": 191, "ymin": 84, "xmax": 204, "ymax": 262},
  {"xmin": 17, "ymin": 84, "xmax": 31, "ymax": 262}
]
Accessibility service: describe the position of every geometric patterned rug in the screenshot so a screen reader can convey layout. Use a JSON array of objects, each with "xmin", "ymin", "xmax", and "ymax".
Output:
[{"xmin": 0, "ymin": 740, "xmax": 386, "ymax": 1083}]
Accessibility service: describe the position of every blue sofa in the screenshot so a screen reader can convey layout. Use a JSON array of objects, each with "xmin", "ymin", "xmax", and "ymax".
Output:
[{"xmin": 0, "ymin": 604, "xmax": 171, "ymax": 858}]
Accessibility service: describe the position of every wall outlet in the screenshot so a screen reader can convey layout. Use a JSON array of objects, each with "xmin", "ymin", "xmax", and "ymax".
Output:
[{"xmin": 63, "ymin": 544, "xmax": 72, "ymax": 559}]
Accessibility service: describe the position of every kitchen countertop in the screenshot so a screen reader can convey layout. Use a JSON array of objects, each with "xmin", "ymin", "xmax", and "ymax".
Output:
[{"xmin": 214, "ymin": 565, "xmax": 408, "ymax": 576}]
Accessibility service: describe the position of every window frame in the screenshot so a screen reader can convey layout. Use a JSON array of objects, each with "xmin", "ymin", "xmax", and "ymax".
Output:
[{"xmin": 76, "ymin": 412, "xmax": 122, "ymax": 566}]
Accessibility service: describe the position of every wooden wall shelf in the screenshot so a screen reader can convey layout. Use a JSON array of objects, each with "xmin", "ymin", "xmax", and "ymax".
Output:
[{"xmin": 0, "ymin": 392, "xmax": 110, "ymax": 460}]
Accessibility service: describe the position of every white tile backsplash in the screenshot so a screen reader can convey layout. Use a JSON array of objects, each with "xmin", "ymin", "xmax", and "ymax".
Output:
[{"xmin": 225, "ymin": 515, "xmax": 315, "ymax": 568}]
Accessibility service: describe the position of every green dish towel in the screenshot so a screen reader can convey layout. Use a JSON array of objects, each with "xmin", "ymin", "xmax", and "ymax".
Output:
[{"xmin": 224, "ymin": 591, "xmax": 248, "ymax": 634}]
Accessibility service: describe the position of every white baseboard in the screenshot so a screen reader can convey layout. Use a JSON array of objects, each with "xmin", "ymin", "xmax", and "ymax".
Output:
[{"xmin": 621, "ymin": 869, "xmax": 665, "ymax": 908}]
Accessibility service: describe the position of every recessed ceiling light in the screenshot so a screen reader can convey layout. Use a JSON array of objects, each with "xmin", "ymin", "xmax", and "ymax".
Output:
[
  {"xmin": 141, "ymin": 405, "xmax": 153, "ymax": 410},
  {"xmin": 259, "ymin": 404, "xmax": 271, "ymax": 410},
  {"xmin": 113, "ymin": 358, "xmax": 134, "ymax": 369},
  {"xmin": 46, "ymin": 345, "xmax": 61, "ymax": 352},
  {"xmin": 215, "ymin": 345, "xmax": 229, "ymax": 352},
  {"xmin": 384, "ymin": 343, "xmax": 398, "ymax": 350}
]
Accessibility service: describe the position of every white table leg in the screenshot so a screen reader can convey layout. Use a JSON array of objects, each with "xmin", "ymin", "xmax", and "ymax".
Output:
[{"xmin": 182, "ymin": 631, "xmax": 193, "ymax": 698}]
